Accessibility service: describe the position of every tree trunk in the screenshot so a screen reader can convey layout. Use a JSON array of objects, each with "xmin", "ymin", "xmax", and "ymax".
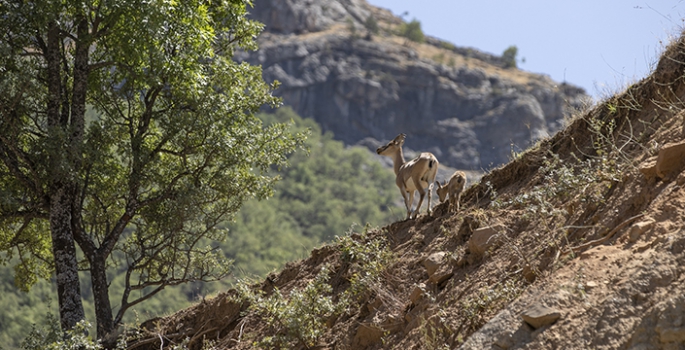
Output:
[
  {"xmin": 46, "ymin": 21, "xmax": 85, "ymax": 332},
  {"xmin": 90, "ymin": 256, "xmax": 115, "ymax": 339},
  {"xmin": 49, "ymin": 183, "xmax": 85, "ymax": 331}
]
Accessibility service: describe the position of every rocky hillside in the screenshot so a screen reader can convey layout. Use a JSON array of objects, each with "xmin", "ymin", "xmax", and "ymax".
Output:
[
  {"xmin": 129, "ymin": 29, "xmax": 685, "ymax": 350},
  {"xmin": 237, "ymin": 0, "xmax": 589, "ymax": 170}
]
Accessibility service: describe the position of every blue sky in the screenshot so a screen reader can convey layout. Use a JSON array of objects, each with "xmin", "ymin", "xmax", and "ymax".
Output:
[{"xmin": 367, "ymin": 0, "xmax": 685, "ymax": 99}]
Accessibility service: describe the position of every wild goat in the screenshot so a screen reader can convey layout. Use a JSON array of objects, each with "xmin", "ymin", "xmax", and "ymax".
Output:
[
  {"xmin": 436, "ymin": 171, "xmax": 466, "ymax": 213},
  {"xmin": 376, "ymin": 133, "xmax": 439, "ymax": 220}
]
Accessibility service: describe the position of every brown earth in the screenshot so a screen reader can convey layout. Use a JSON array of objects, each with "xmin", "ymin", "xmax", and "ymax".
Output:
[{"xmin": 128, "ymin": 31, "xmax": 685, "ymax": 350}]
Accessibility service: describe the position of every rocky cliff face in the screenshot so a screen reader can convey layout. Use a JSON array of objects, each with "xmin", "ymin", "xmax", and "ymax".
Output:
[{"xmin": 241, "ymin": 0, "xmax": 589, "ymax": 170}]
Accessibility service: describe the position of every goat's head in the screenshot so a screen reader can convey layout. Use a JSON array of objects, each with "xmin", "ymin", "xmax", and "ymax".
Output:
[
  {"xmin": 435, "ymin": 180, "xmax": 449, "ymax": 202},
  {"xmin": 376, "ymin": 133, "xmax": 406, "ymax": 156}
]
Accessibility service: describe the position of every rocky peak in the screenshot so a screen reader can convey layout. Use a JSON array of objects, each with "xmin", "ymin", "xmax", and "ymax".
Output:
[
  {"xmin": 250, "ymin": 0, "xmax": 375, "ymax": 34},
  {"xmin": 243, "ymin": 0, "xmax": 591, "ymax": 170}
]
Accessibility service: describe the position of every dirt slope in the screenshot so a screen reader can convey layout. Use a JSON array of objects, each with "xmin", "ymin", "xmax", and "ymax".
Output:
[{"xmin": 128, "ymin": 31, "xmax": 685, "ymax": 350}]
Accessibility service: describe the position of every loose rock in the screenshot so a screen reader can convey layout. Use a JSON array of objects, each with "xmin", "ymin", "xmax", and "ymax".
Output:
[{"xmin": 521, "ymin": 303, "xmax": 561, "ymax": 329}]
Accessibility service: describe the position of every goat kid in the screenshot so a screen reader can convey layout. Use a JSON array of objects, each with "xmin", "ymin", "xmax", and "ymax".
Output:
[{"xmin": 436, "ymin": 170, "xmax": 466, "ymax": 213}]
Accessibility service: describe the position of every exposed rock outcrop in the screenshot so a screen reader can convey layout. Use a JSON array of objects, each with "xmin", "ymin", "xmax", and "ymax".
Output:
[{"xmin": 241, "ymin": 0, "xmax": 590, "ymax": 170}]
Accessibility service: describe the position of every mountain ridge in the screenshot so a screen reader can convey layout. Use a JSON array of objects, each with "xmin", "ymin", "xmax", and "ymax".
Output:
[{"xmin": 239, "ymin": 0, "xmax": 589, "ymax": 171}]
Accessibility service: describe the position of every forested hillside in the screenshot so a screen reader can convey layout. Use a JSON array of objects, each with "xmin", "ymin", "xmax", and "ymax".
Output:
[{"xmin": 0, "ymin": 108, "xmax": 399, "ymax": 349}]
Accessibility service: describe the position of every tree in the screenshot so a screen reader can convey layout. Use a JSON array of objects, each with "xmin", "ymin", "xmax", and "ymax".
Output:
[
  {"xmin": 502, "ymin": 45, "xmax": 519, "ymax": 68},
  {"xmin": 399, "ymin": 19, "xmax": 424, "ymax": 43},
  {"xmin": 0, "ymin": 0, "xmax": 306, "ymax": 340}
]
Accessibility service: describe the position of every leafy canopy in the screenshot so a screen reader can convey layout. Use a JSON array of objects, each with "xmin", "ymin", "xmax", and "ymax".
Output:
[{"xmin": 0, "ymin": 0, "xmax": 307, "ymax": 338}]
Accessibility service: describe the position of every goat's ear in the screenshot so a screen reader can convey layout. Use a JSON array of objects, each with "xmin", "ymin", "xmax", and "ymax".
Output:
[{"xmin": 393, "ymin": 133, "xmax": 406, "ymax": 144}]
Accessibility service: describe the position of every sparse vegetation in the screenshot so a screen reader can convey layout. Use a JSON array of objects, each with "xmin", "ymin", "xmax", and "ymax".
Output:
[
  {"xmin": 440, "ymin": 41, "xmax": 457, "ymax": 51},
  {"xmin": 234, "ymin": 266, "xmax": 344, "ymax": 349},
  {"xmin": 502, "ymin": 45, "xmax": 519, "ymax": 68},
  {"xmin": 399, "ymin": 19, "xmax": 425, "ymax": 43},
  {"xmin": 364, "ymin": 16, "xmax": 380, "ymax": 35},
  {"xmin": 230, "ymin": 225, "xmax": 393, "ymax": 349},
  {"xmin": 337, "ymin": 226, "xmax": 394, "ymax": 301},
  {"xmin": 347, "ymin": 18, "xmax": 358, "ymax": 39},
  {"xmin": 432, "ymin": 53, "xmax": 446, "ymax": 64},
  {"xmin": 459, "ymin": 279, "xmax": 522, "ymax": 332}
]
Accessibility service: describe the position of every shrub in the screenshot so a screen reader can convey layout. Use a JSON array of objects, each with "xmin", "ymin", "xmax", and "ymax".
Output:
[
  {"xmin": 235, "ymin": 266, "xmax": 344, "ymax": 349},
  {"xmin": 399, "ymin": 19, "xmax": 424, "ymax": 43},
  {"xmin": 364, "ymin": 16, "xmax": 379, "ymax": 35},
  {"xmin": 502, "ymin": 45, "xmax": 518, "ymax": 68}
]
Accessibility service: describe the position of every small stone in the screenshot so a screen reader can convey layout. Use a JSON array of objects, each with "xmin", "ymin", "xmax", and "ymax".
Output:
[
  {"xmin": 628, "ymin": 220, "xmax": 655, "ymax": 242},
  {"xmin": 639, "ymin": 156, "xmax": 658, "ymax": 180},
  {"xmin": 523, "ymin": 264, "xmax": 537, "ymax": 283},
  {"xmin": 494, "ymin": 332, "xmax": 514, "ymax": 349},
  {"xmin": 409, "ymin": 283, "xmax": 426, "ymax": 304},
  {"xmin": 521, "ymin": 303, "xmax": 561, "ymax": 329},
  {"xmin": 428, "ymin": 266, "xmax": 453, "ymax": 284},
  {"xmin": 469, "ymin": 224, "xmax": 506, "ymax": 256},
  {"xmin": 585, "ymin": 281, "xmax": 599, "ymax": 290},
  {"xmin": 656, "ymin": 141, "xmax": 685, "ymax": 180},
  {"xmin": 353, "ymin": 323, "xmax": 384, "ymax": 347},
  {"xmin": 422, "ymin": 252, "xmax": 446, "ymax": 277}
]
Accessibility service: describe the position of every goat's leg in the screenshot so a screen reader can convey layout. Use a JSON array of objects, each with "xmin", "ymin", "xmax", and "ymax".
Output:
[
  {"xmin": 399, "ymin": 182, "xmax": 413, "ymax": 219},
  {"xmin": 426, "ymin": 182, "xmax": 433, "ymax": 216},
  {"xmin": 413, "ymin": 190, "xmax": 426, "ymax": 219},
  {"xmin": 447, "ymin": 189, "xmax": 455, "ymax": 212},
  {"xmin": 405, "ymin": 191, "xmax": 415, "ymax": 219},
  {"xmin": 411, "ymin": 177, "xmax": 428, "ymax": 218}
]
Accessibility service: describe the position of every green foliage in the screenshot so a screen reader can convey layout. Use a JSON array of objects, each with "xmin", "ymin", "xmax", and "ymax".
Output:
[
  {"xmin": 232, "ymin": 226, "xmax": 394, "ymax": 348},
  {"xmin": 491, "ymin": 153, "xmax": 612, "ymax": 220},
  {"xmin": 0, "ymin": 0, "xmax": 307, "ymax": 338},
  {"xmin": 0, "ymin": 107, "xmax": 400, "ymax": 346},
  {"xmin": 18, "ymin": 317, "xmax": 188, "ymax": 350},
  {"xmin": 347, "ymin": 18, "xmax": 358, "ymax": 38},
  {"xmin": 432, "ymin": 53, "xmax": 445, "ymax": 64},
  {"xmin": 0, "ymin": 267, "xmax": 58, "ymax": 349},
  {"xmin": 364, "ymin": 16, "xmax": 380, "ymax": 35},
  {"xmin": 235, "ymin": 266, "xmax": 345, "ymax": 349},
  {"xmin": 399, "ymin": 19, "xmax": 425, "ymax": 43},
  {"xmin": 502, "ymin": 45, "xmax": 518, "ymax": 68},
  {"xmin": 440, "ymin": 41, "xmax": 457, "ymax": 51},
  {"xmin": 491, "ymin": 112, "xmax": 631, "ymax": 218},
  {"xmin": 223, "ymin": 199, "xmax": 317, "ymax": 278},
  {"xmin": 222, "ymin": 107, "xmax": 398, "ymax": 278},
  {"xmin": 336, "ymin": 226, "xmax": 393, "ymax": 301},
  {"xmin": 20, "ymin": 319, "xmax": 105, "ymax": 350}
]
